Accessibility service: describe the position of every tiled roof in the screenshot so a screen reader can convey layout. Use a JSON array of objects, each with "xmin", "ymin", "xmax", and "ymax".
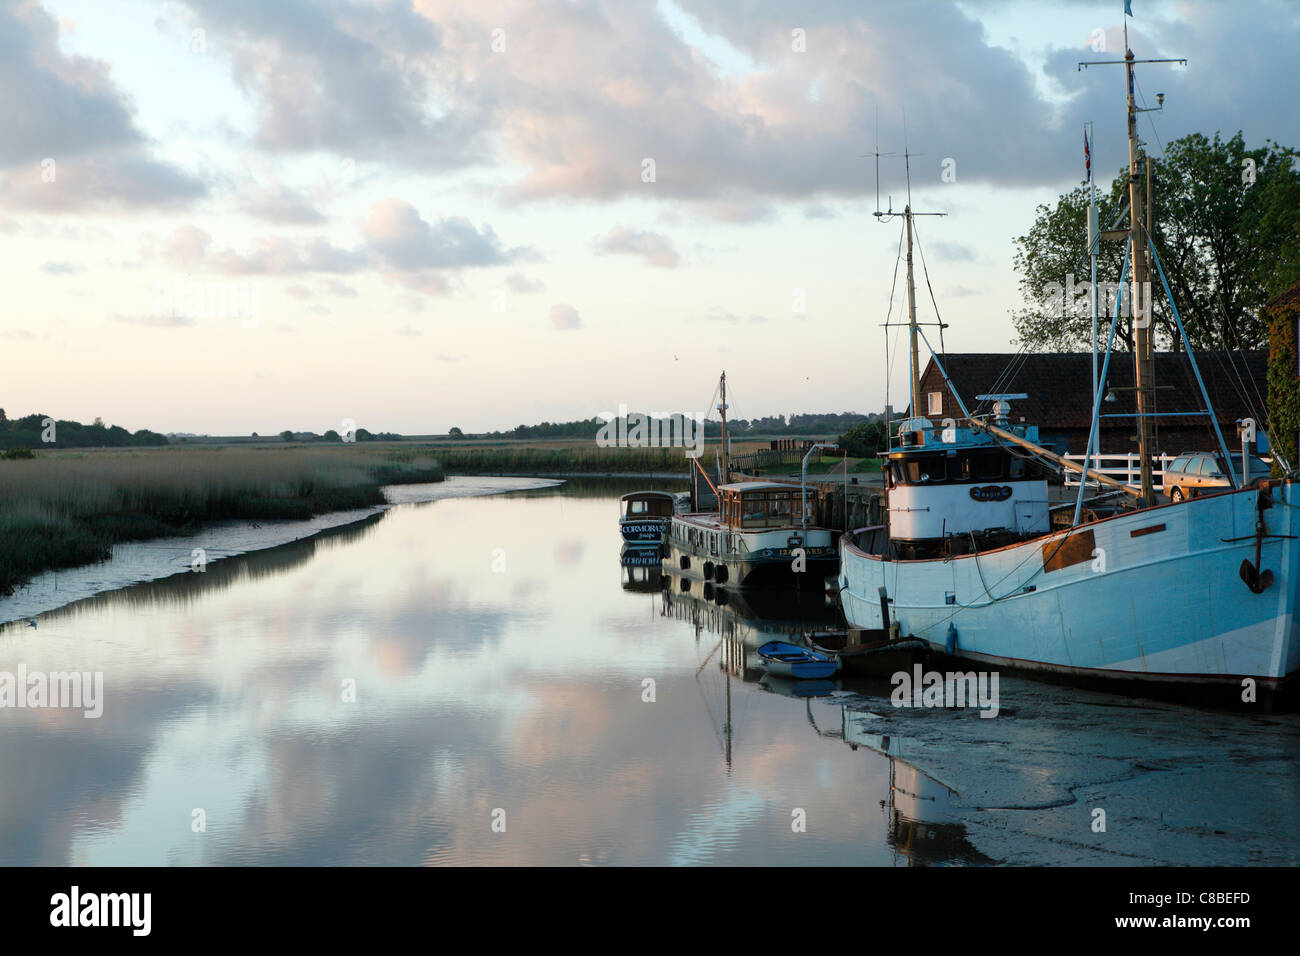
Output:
[{"xmin": 921, "ymin": 351, "xmax": 1267, "ymax": 429}]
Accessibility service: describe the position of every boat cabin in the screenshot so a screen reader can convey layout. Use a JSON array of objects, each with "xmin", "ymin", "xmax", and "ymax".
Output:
[
  {"xmin": 718, "ymin": 482, "xmax": 807, "ymax": 530},
  {"xmin": 619, "ymin": 491, "xmax": 676, "ymax": 520},
  {"xmin": 884, "ymin": 418, "xmax": 1051, "ymax": 545}
]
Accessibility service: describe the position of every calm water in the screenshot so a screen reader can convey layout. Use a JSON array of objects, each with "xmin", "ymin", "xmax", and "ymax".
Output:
[{"xmin": 2, "ymin": 479, "xmax": 1296, "ymax": 866}]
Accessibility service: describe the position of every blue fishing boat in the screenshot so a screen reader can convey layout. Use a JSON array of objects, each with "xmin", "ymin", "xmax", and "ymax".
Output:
[{"xmin": 757, "ymin": 641, "xmax": 840, "ymax": 679}]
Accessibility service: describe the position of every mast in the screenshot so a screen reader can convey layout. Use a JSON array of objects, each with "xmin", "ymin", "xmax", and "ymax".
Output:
[
  {"xmin": 718, "ymin": 371, "xmax": 729, "ymax": 483},
  {"xmin": 1126, "ymin": 48, "xmax": 1157, "ymax": 507},
  {"xmin": 903, "ymin": 152, "xmax": 922, "ymax": 420},
  {"xmin": 905, "ymin": 206, "xmax": 922, "ymax": 419},
  {"xmin": 1079, "ymin": 33, "xmax": 1184, "ymax": 506},
  {"xmin": 873, "ymin": 146, "xmax": 944, "ymax": 428}
]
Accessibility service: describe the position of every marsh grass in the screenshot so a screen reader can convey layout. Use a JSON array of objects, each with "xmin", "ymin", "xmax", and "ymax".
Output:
[
  {"xmin": 425, "ymin": 441, "xmax": 764, "ymax": 473},
  {"xmin": 0, "ymin": 446, "xmax": 444, "ymax": 594}
]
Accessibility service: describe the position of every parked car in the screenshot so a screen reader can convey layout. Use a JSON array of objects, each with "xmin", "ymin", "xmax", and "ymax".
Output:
[{"xmin": 1163, "ymin": 451, "xmax": 1271, "ymax": 502}]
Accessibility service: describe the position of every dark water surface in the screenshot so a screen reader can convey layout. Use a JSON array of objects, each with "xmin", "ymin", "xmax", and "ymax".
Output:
[{"xmin": 1, "ymin": 479, "xmax": 1296, "ymax": 866}]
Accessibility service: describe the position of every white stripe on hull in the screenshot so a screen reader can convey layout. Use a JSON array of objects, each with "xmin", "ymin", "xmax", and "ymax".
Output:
[{"xmin": 839, "ymin": 482, "xmax": 1299, "ymax": 685}]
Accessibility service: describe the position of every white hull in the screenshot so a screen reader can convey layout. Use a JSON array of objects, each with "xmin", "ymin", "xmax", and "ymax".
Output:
[
  {"xmin": 839, "ymin": 480, "xmax": 1299, "ymax": 704},
  {"xmin": 666, "ymin": 513, "xmax": 837, "ymax": 588}
]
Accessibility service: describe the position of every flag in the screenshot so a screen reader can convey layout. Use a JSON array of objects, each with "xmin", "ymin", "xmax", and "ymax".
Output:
[
  {"xmin": 1125, "ymin": 0, "xmax": 1133, "ymax": 15},
  {"xmin": 1084, "ymin": 129, "xmax": 1092, "ymax": 183}
]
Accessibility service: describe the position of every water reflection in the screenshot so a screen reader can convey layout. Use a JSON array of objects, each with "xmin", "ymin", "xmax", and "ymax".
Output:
[{"xmin": 0, "ymin": 478, "xmax": 1294, "ymax": 866}]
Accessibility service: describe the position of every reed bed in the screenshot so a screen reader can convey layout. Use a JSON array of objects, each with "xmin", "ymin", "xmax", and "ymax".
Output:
[
  {"xmin": 0, "ymin": 446, "xmax": 444, "ymax": 594},
  {"xmin": 427, "ymin": 443, "xmax": 731, "ymax": 473}
]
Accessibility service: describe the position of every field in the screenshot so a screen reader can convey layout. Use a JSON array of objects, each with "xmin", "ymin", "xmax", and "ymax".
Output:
[{"xmin": 0, "ymin": 445, "xmax": 445, "ymax": 595}]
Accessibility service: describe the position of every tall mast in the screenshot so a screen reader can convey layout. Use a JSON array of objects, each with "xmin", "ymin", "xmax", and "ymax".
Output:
[
  {"xmin": 1125, "ymin": 49, "xmax": 1157, "ymax": 506},
  {"xmin": 873, "ymin": 146, "xmax": 945, "ymax": 427},
  {"xmin": 904, "ymin": 153, "xmax": 922, "ymax": 419},
  {"xmin": 718, "ymin": 371, "xmax": 729, "ymax": 483},
  {"xmin": 905, "ymin": 207, "xmax": 922, "ymax": 419},
  {"xmin": 1079, "ymin": 25, "xmax": 1184, "ymax": 507}
]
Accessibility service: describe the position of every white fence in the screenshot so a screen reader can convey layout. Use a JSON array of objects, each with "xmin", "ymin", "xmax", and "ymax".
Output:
[{"xmin": 1063, "ymin": 452, "xmax": 1177, "ymax": 491}]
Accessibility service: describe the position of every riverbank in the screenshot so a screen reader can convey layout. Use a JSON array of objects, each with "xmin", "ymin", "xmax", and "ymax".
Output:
[
  {"xmin": 0, "ymin": 475, "xmax": 561, "ymax": 627},
  {"xmin": 0, "ymin": 445, "xmax": 446, "ymax": 596}
]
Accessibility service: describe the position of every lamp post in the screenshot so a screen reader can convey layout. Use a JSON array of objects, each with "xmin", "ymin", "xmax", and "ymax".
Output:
[{"xmin": 802, "ymin": 443, "xmax": 839, "ymax": 532}]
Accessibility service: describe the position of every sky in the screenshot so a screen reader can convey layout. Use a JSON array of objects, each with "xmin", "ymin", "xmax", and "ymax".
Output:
[{"xmin": 2, "ymin": 0, "xmax": 1298, "ymax": 435}]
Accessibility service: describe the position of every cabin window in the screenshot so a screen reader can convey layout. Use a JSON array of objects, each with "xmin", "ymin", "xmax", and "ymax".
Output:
[
  {"xmin": 927, "ymin": 391, "xmax": 943, "ymax": 416},
  {"xmin": 904, "ymin": 457, "xmax": 946, "ymax": 483},
  {"xmin": 1009, "ymin": 456, "xmax": 1025, "ymax": 479}
]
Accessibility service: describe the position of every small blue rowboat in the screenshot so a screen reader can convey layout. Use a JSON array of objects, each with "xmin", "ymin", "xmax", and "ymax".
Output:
[{"xmin": 757, "ymin": 641, "xmax": 840, "ymax": 679}]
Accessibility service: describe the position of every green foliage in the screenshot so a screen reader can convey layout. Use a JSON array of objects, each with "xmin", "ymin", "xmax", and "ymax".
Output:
[
  {"xmin": 0, "ymin": 413, "xmax": 169, "ymax": 449},
  {"xmin": 1013, "ymin": 131, "xmax": 1300, "ymax": 353},
  {"xmin": 1265, "ymin": 292, "xmax": 1300, "ymax": 476},
  {"xmin": 837, "ymin": 420, "xmax": 888, "ymax": 458}
]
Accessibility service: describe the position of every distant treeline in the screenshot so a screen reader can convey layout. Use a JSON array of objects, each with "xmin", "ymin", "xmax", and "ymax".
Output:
[
  {"xmin": 0, "ymin": 411, "xmax": 168, "ymax": 450},
  {"xmin": 472, "ymin": 411, "xmax": 881, "ymax": 441}
]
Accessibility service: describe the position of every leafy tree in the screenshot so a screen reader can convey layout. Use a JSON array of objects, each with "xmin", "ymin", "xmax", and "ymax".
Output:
[
  {"xmin": 281, "ymin": 430, "xmax": 295, "ymax": 442},
  {"xmin": 448, "ymin": 426, "xmax": 464, "ymax": 438},
  {"xmin": 1012, "ymin": 131, "xmax": 1300, "ymax": 353},
  {"xmin": 323, "ymin": 429, "xmax": 341, "ymax": 442},
  {"xmin": 837, "ymin": 420, "xmax": 888, "ymax": 458}
]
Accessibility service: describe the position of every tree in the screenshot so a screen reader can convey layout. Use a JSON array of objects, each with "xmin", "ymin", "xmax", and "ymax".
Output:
[
  {"xmin": 837, "ymin": 420, "xmax": 887, "ymax": 458},
  {"xmin": 280, "ymin": 430, "xmax": 295, "ymax": 442},
  {"xmin": 323, "ymin": 429, "xmax": 341, "ymax": 442},
  {"xmin": 448, "ymin": 426, "xmax": 464, "ymax": 438},
  {"xmin": 1012, "ymin": 131, "xmax": 1300, "ymax": 353}
]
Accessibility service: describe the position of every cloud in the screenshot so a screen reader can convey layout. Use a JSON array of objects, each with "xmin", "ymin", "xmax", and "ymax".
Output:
[
  {"xmin": 112, "ymin": 312, "xmax": 196, "ymax": 328},
  {"xmin": 549, "ymin": 304, "xmax": 582, "ymax": 329},
  {"xmin": 241, "ymin": 183, "xmax": 328, "ymax": 225},
  {"xmin": 696, "ymin": 308, "xmax": 769, "ymax": 323},
  {"xmin": 595, "ymin": 226, "xmax": 681, "ymax": 268},
  {"xmin": 505, "ymin": 272, "xmax": 544, "ymax": 293},
  {"xmin": 0, "ymin": 2, "xmax": 204, "ymax": 210},
  {"xmin": 160, "ymin": 225, "xmax": 213, "ymax": 269},
  {"xmin": 39, "ymin": 261, "xmax": 83, "ymax": 275},
  {"xmin": 171, "ymin": 0, "xmax": 487, "ymax": 168},
  {"xmin": 929, "ymin": 241, "xmax": 977, "ymax": 262},
  {"xmin": 363, "ymin": 200, "xmax": 522, "ymax": 270}
]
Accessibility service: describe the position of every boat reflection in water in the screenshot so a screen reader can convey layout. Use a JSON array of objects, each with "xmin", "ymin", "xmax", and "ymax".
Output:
[
  {"xmin": 620, "ymin": 544, "xmax": 664, "ymax": 592},
  {"xmin": 659, "ymin": 569, "xmax": 839, "ymax": 683},
  {"xmin": 839, "ymin": 709, "xmax": 994, "ymax": 866}
]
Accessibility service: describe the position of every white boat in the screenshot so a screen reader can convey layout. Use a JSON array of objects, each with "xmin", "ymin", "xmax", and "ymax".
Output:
[
  {"xmin": 665, "ymin": 372, "xmax": 838, "ymax": 588},
  {"xmin": 666, "ymin": 481, "xmax": 838, "ymax": 588},
  {"xmin": 837, "ymin": 45, "xmax": 1298, "ymax": 709}
]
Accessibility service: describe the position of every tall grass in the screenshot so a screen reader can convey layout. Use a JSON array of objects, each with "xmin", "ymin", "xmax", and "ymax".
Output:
[
  {"xmin": 0, "ymin": 446, "xmax": 443, "ymax": 594},
  {"xmin": 429, "ymin": 443, "xmax": 710, "ymax": 473}
]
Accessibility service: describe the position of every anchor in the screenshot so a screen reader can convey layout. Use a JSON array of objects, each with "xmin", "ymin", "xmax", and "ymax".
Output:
[{"xmin": 1239, "ymin": 486, "xmax": 1274, "ymax": 594}]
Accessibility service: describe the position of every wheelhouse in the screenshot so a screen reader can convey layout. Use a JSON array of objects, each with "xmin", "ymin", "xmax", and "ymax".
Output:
[
  {"xmin": 619, "ymin": 491, "xmax": 676, "ymax": 520},
  {"xmin": 718, "ymin": 482, "xmax": 805, "ymax": 530}
]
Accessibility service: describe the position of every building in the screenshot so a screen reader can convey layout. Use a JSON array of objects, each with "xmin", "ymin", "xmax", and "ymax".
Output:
[{"xmin": 917, "ymin": 351, "xmax": 1268, "ymax": 456}]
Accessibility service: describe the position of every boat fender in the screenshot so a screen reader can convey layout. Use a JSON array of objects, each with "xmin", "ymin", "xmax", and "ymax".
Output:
[
  {"xmin": 946, "ymin": 623, "xmax": 958, "ymax": 654},
  {"xmin": 714, "ymin": 564, "xmax": 729, "ymax": 584},
  {"xmin": 679, "ymin": 555, "xmax": 690, "ymax": 570},
  {"xmin": 703, "ymin": 561, "xmax": 714, "ymax": 580}
]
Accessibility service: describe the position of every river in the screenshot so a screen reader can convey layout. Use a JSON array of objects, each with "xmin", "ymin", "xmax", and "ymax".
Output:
[{"xmin": 0, "ymin": 477, "xmax": 1295, "ymax": 865}]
